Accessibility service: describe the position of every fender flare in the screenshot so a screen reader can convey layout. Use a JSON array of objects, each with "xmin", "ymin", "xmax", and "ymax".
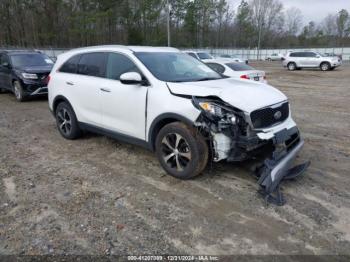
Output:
[{"xmin": 148, "ymin": 113, "xmax": 195, "ymax": 151}]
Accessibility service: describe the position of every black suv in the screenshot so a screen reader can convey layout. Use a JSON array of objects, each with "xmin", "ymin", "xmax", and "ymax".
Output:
[{"xmin": 0, "ymin": 50, "xmax": 53, "ymax": 101}]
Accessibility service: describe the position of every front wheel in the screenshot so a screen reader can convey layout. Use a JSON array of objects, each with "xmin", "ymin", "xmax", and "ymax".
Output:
[
  {"xmin": 13, "ymin": 81, "xmax": 26, "ymax": 102},
  {"xmin": 155, "ymin": 122, "xmax": 208, "ymax": 179},
  {"xmin": 287, "ymin": 62, "xmax": 297, "ymax": 71},
  {"xmin": 320, "ymin": 62, "xmax": 330, "ymax": 71}
]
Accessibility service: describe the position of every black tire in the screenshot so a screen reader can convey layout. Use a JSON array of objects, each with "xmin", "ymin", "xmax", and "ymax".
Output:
[
  {"xmin": 330, "ymin": 67, "xmax": 335, "ymax": 71},
  {"xmin": 287, "ymin": 62, "xmax": 297, "ymax": 71},
  {"xmin": 0, "ymin": 87, "xmax": 5, "ymax": 93},
  {"xmin": 55, "ymin": 102, "xmax": 82, "ymax": 140},
  {"xmin": 320, "ymin": 62, "xmax": 330, "ymax": 71},
  {"xmin": 155, "ymin": 122, "xmax": 208, "ymax": 179},
  {"xmin": 13, "ymin": 81, "xmax": 26, "ymax": 102}
]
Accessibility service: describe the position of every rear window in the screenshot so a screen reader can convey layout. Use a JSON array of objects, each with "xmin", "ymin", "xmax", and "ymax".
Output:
[
  {"xmin": 77, "ymin": 53, "xmax": 107, "ymax": 78},
  {"xmin": 59, "ymin": 55, "xmax": 81, "ymax": 74},
  {"xmin": 225, "ymin": 63, "xmax": 254, "ymax": 71},
  {"xmin": 197, "ymin": 52, "xmax": 212, "ymax": 60}
]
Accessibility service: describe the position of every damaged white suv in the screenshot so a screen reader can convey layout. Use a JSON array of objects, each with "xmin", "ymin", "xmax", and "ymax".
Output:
[{"xmin": 48, "ymin": 46, "xmax": 309, "ymax": 204}]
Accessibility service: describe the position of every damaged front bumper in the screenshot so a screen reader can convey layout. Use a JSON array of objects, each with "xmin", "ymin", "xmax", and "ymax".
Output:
[{"xmin": 256, "ymin": 138, "xmax": 310, "ymax": 205}]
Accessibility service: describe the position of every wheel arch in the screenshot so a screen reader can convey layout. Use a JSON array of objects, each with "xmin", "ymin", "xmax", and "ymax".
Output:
[
  {"xmin": 52, "ymin": 95, "xmax": 74, "ymax": 115},
  {"xmin": 148, "ymin": 113, "xmax": 195, "ymax": 151}
]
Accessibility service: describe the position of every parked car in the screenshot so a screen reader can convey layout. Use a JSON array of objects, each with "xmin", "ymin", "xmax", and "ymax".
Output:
[
  {"xmin": 266, "ymin": 53, "xmax": 283, "ymax": 61},
  {"xmin": 48, "ymin": 45, "xmax": 309, "ymax": 204},
  {"xmin": 183, "ymin": 51, "xmax": 214, "ymax": 60},
  {"xmin": 217, "ymin": 54, "xmax": 249, "ymax": 64},
  {"xmin": 283, "ymin": 51, "xmax": 342, "ymax": 71},
  {"xmin": 205, "ymin": 59, "xmax": 266, "ymax": 83},
  {"xmin": 0, "ymin": 50, "xmax": 53, "ymax": 101}
]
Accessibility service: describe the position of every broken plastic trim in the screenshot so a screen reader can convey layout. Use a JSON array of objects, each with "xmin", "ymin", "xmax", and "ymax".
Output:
[{"xmin": 256, "ymin": 139, "xmax": 310, "ymax": 206}]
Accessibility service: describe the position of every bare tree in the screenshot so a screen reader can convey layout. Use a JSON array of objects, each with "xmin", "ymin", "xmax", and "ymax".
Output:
[{"xmin": 285, "ymin": 7, "xmax": 303, "ymax": 36}]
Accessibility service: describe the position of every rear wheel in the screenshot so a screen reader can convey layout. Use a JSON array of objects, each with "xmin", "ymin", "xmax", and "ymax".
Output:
[
  {"xmin": 155, "ymin": 122, "xmax": 208, "ymax": 179},
  {"xmin": 13, "ymin": 81, "xmax": 26, "ymax": 102},
  {"xmin": 55, "ymin": 102, "xmax": 82, "ymax": 140},
  {"xmin": 320, "ymin": 62, "xmax": 330, "ymax": 71},
  {"xmin": 287, "ymin": 62, "xmax": 297, "ymax": 71}
]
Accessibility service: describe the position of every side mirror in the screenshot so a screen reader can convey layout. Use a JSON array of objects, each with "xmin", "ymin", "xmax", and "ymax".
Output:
[
  {"xmin": 120, "ymin": 72, "xmax": 142, "ymax": 85},
  {"xmin": 1, "ymin": 62, "xmax": 10, "ymax": 68}
]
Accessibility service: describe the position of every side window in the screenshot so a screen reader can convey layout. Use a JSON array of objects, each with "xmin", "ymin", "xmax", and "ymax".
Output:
[
  {"xmin": 0, "ymin": 54, "xmax": 10, "ymax": 65},
  {"xmin": 187, "ymin": 52, "xmax": 198, "ymax": 59},
  {"xmin": 106, "ymin": 53, "xmax": 140, "ymax": 80},
  {"xmin": 59, "ymin": 55, "xmax": 81, "ymax": 74},
  {"xmin": 77, "ymin": 53, "xmax": 107, "ymax": 77},
  {"xmin": 307, "ymin": 52, "xmax": 317, "ymax": 58},
  {"xmin": 206, "ymin": 63, "xmax": 225, "ymax": 74}
]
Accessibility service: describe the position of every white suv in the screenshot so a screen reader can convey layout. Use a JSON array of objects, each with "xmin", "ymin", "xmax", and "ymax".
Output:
[
  {"xmin": 283, "ymin": 51, "xmax": 342, "ymax": 71},
  {"xmin": 48, "ymin": 46, "xmax": 309, "ymax": 204}
]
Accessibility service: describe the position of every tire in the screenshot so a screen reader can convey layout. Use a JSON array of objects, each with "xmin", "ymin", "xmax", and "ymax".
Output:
[
  {"xmin": 155, "ymin": 122, "xmax": 208, "ymax": 179},
  {"xmin": 0, "ymin": 87, "xmax": 5, "ymax": 93},
  {"xmin": 330, "ymin": 67, "xmax": 335, "ymax": 71},
  {"xmin": 55, "ymin": 102, "xmax": 82, "ymax": 140},
  {"xmin": 13, "ymin": 81, "xmax": 26, "ymax": 102},
  {"xmin": 287, "ymin": 62, "xmax": 297, "ymax": 71},
  {"xmin": 320, "ymin": 62, "xmax": 330, "ymax": 71}
]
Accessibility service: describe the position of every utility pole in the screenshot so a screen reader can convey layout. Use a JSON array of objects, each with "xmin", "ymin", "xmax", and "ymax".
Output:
[{"xmin": 167, "ymin": 0, "xmax": 171, "ymax": 46}]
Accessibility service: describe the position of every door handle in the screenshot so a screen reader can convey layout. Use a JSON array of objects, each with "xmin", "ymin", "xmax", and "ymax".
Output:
[
  {"xmin": 100, "ymin": 88, "xmax": 111, "ymax": 93},
  {"xmin": 66, "ymin": 81, "xmax": 74, "ymax": 86}
]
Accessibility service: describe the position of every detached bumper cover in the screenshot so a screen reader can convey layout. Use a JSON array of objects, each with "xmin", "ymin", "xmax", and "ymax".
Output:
[{"xmin": 256, "ymin": 139, "xmax": 310, "ymax": 205}]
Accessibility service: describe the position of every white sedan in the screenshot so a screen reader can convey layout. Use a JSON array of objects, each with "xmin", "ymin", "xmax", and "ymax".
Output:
[{"xmin": 205, "ymin": 59, "xmax": 267, "ymax": 83}]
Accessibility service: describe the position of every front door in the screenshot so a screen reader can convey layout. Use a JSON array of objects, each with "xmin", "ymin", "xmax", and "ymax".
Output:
[{"xmin": 100, "ymin": 52, "xmax": 148, "ymax": 140}]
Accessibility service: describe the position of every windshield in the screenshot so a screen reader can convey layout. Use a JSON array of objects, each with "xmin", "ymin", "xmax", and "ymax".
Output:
[
  {"xmin": 197, "ymin": 52, "xmax": 213, "ymax": 59},
  {"xmin": 226, "ymin": 63, "xmax": 254, "ymax": 71},
  {"xmin": 135, "ymin": 52, "xmax": 222, "ymax": 82},
  {"xmin": 10, "ymin": 53, "xmax": 53, "ymax": 67}
]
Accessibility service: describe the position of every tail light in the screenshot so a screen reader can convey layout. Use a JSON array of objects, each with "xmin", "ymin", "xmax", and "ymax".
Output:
[
  {"xmin": 240, "ymin": 75, "xmax": 249, "ymax": 79},
  {"xmin": 263, "ymin": 76, "xmax": 267, "ymax": 80}
]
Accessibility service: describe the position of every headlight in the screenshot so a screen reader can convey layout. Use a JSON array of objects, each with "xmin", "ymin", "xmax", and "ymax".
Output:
[
  {"xmin": 21, "ymin": 73, "xmax": 38, "ymax": 79},
  {"xmin": 198, "ymin": 102, "xmax": 223, "ymax": 117}
]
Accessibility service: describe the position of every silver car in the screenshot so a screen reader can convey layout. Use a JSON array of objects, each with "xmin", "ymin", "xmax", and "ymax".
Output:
[{"xmin": 283, "ymin": 51, "xmax": 342, "ymax": 71}]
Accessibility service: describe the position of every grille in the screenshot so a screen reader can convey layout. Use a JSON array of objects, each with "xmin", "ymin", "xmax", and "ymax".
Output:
[{"xmin": 250, "ymin": 102, "xmax": 289, "ymax": 129}]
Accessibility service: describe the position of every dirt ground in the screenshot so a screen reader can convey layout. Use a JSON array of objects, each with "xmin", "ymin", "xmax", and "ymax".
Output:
[{"xmin": 0, "ymin": 61, "xmax": 350, "ymax": 256}]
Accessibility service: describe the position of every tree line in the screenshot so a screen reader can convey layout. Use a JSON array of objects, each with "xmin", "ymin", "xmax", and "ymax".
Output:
[{"xmin": 0, "ymin": 0, "xmax": 349, "ymax": 48}]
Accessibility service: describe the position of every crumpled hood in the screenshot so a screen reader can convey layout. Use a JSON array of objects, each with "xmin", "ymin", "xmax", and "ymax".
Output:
[{"xmin": 167, "ymin": 78, "xmax": 287, "ymax": 113}]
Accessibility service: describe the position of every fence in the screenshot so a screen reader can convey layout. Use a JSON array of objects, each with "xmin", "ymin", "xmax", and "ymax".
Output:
[
  {"xmin": 185, "ymin": 47, "xmax": 350, "ymax": 63},
  {"xmin": 1, "ymin": 46, "xmax": 350, "ymax": 63}
]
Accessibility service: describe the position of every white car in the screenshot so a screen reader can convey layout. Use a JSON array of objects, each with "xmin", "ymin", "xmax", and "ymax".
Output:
[
  {"xmin": 205, "ymin": 59, "xmax": 267, "ymax": 83},
  {"xmin": 48, "ymin": 45, "xmax": 309, "ymax": 204},
  {"xmin": 217, "ymin": 54, "xmax": 248, "ymax": 64},
  {"xmin": 283, "ymin": 51, "xmax": 342, "ymax": 71},
  {"xmin": 266, "ymin": 53, "xmax": 283, "ymax": 61},
  {"xmin": 183, "ymin": 51, "xmax": 214, "ymax": 60}
]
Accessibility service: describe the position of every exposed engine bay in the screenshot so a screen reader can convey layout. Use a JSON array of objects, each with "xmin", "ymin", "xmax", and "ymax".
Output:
[{"xmin": 192, "ymin": 96, "xmax": 310, "ymax": 205}]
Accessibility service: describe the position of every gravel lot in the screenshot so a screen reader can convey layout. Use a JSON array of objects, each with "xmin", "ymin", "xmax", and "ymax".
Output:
[{"xmin": 0, "ymin": 62, "xmax": 350, "ymax": 256}]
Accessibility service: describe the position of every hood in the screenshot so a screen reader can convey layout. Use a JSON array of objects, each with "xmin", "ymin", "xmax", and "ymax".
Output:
[
  {"xmin": 167, "ymin": 78, "xmax": 287, "ymax": 113},
  {"xmin": 15, "ymin": 65, "xmax": 53, "ymax": 73}
]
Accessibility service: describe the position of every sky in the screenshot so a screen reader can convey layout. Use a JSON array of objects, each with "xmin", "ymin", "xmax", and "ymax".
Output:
[{"xmin": 228, "ymin": 0, "xmax": 350, "ymax": 24}]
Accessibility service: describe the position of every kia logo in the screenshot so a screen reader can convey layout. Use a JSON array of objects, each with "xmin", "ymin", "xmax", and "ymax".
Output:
[{"xmin": 274, "ymin": 111, "xmax": 282, "ymax": 120}]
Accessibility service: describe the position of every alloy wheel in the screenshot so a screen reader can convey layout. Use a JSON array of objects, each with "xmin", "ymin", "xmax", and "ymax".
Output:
[
  {"xmin": 161, "ymin": 133, "xmax": 192, "ymax": 172},
  {"xmin": 57, "ymin": 108, "xmax": 72, "ymax": 136},
  {"xmin": 321, "ymin": 63, "xmax": 329, "ymax": 71}
]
